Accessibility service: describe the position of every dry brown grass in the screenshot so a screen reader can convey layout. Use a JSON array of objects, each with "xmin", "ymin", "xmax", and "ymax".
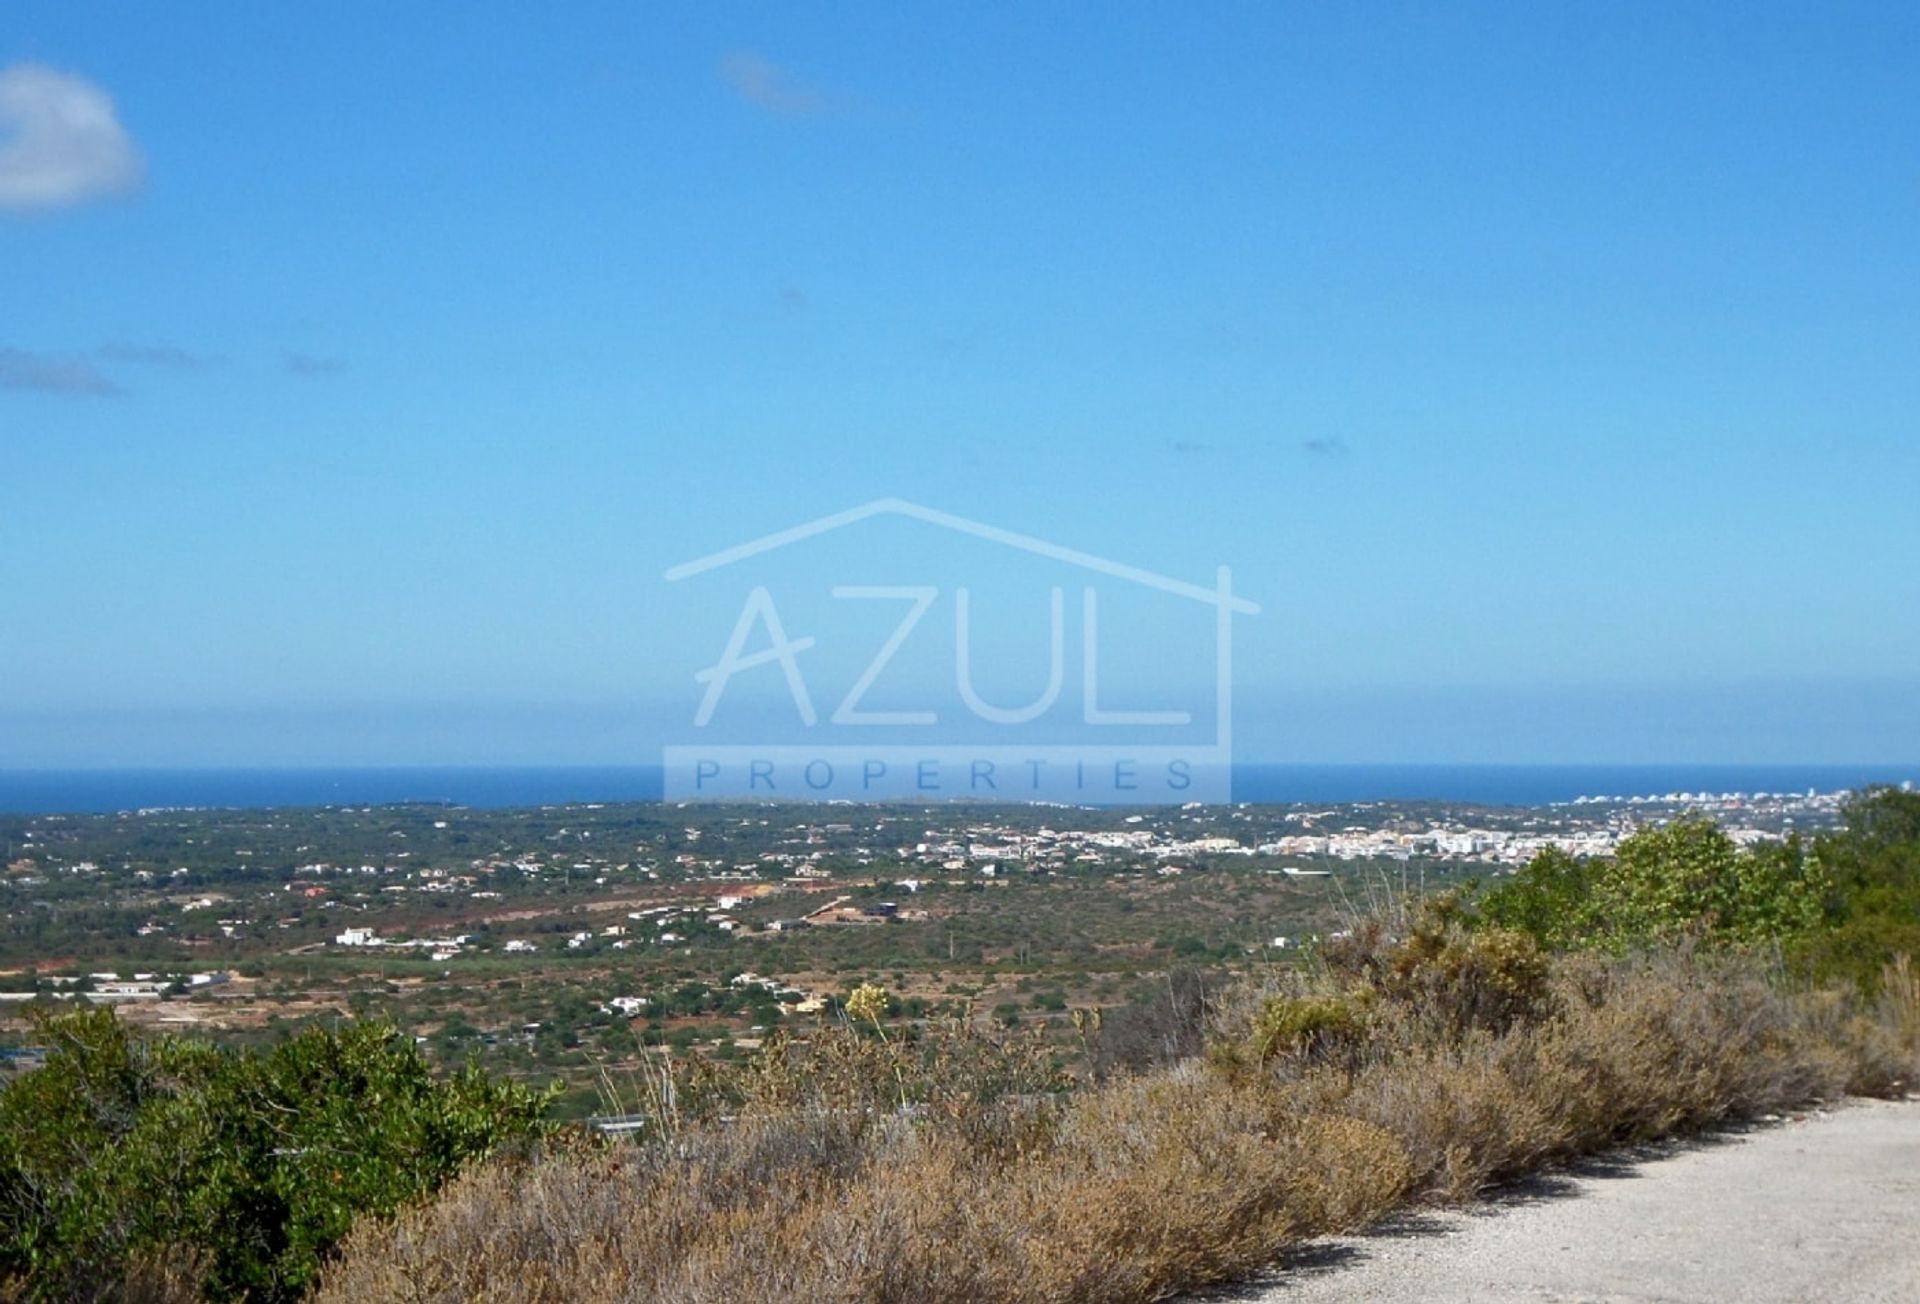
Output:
[
  {"xmin": 1880, "ymin": 953, "xmax": 1920, "ymax": 1046},
  {"xmin": 317, "ymin": 942, "xmax": 1920, "ymax": 1304}
]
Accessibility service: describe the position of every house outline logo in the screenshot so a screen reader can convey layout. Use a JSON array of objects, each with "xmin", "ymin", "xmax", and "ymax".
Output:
[{"xmin": 661, "ymin": 496, "xmax": 1259, "ymax": 802}]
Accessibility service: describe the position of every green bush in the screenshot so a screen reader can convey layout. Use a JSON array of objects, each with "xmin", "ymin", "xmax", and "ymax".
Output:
[
  {"xmin": 1482, "ymin": 791, "xmax": 1920, "ymax": 990},
  {"xmin": 1478, "ymin": 846, "xmax": 1595, "ymax": 948},
  {"xmin": 1251, "ymin": 995, "xmax": 1363, "ymax": 1064},
  {"xmin": 1483, "ymin": 817, "xmax": 1828, "ymax": 952},
  {"xmin": 0, "ymin": 1008, "xmax": 554, "ymax": 1301},
  {"xmin": 1795, "ymin": 787, "xmax": 1920, "ymax": 990},
  {"xmin": 1599, "ymin": 819, "xmax": 1826, "ymax": 946}
]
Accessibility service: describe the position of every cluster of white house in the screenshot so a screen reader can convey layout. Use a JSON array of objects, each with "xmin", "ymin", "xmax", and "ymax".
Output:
[{"xmin": 0, "ymin": 971, "xmax": 231, "ymax": 1004}]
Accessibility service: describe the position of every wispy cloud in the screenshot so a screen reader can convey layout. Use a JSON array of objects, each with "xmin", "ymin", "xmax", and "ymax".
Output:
[
  {"xmin": 0, "ymin": 347, "xmax": 122, "ymax": 397},
  {"xmin": 1302, "ymin": 437, "xmax": 1351, "ymax": 458},
  {"xmin": 97, "ymin": 341, "xmax": 214, "ymax": 368},
  {"xmin": 0, "ymin": 63, "xmax": 143, "ymax": 213},
  {"xmin": 720, "ymin": 52, "xmax": 826, "ymax": 117},
  {"xmin": 285, "ymin": 352, "xmax": 346, "ymax": 378}
]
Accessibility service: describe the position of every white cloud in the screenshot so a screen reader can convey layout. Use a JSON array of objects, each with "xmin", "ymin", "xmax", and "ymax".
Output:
[
  {"xmin": 720, "ymin": 53, "xmax": 825, "ymax": 117},
  {"xmin": 0, "ymin": 348, "xmax": 121, "ymax": 397},
  {"xmin": 285, "ymin": 351, "xmax": 346, "ymax": 378},
  {"xmin": 97, "ymin": 341, "xmax": 214, "ymax": 368},
  {"xmin": 0, "ymin": 63, "xmax": 144, "ymax": 213}
]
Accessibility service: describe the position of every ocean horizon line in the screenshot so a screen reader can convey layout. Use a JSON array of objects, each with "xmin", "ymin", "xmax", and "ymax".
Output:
[{"xmin": 2, "ymin": 762, "xmax": 1916, "ymax": 816}]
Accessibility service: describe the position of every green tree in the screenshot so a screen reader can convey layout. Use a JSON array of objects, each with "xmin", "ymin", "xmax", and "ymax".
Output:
[
  {"xmin": 1794, "ymin": 787, "xmax": 1920, "ymax": 989},
  {"xmin": 1483, "ymin": 818, "xmax": 1827, "ymax": 951},
  {"xmin": 0, "ymin": 1008, "xmax": 553, "ymax": 1301},
  {"xmin": 1595, "ymin": 819, "xmax": 1826, "ymax": 947},
  {"xmin": 1480, "ymin": 846, "xmax": 1596, "ymax": 948}
]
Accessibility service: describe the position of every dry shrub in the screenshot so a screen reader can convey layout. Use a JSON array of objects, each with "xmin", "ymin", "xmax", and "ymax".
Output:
[
  {"xmin": 1277, "ymin": 1113, "xmax": 1414, "ymax": 1229},
  {"xmin": 1084, "ymin": 968, "xmax": 1213, "ymax": 1079},
  {"xmin": 1880, "ymin": 953, "xmax": 1920, "ymax": 1048},
  {"xmin": 1301, "ymin": 954, "xmax": 1861, "ymax": 1200},
  {"xmin": 1532, "ymin": 955, "xmax": 1842, "ymax": 1141},
  {"xmin": 0, "ymin": 1247, "xmax": 211, "ymax": 1304},
  {"xmin": 112, "ymin": 1246, "xmax": 213, "ymax": 1304},
  {"xmin": 319, "ymin": 941, "xmax": 1920, "ymax": 1304},
  {"xmin": 1000, "ymin": 1069, "xmax": 1407, "ymax": 1302},
  {"xmin": 1320, "ymin": 896, "xmax": 1554, "ymax": 1037},
  {"xmin": 1249, "ymin": 994, "xmax": 1366, "ymax": 1065},
  {"xmin": 319, "ymin": 1065, "xmax": 1412, "ymax": 1304},
  {"xmin": 316, "ymin": 1113, "xmax": 888, "ymax": 1304},
  {"xmin": 641, "ymin": 1015, "xmax": 1065, "ymax": 1143},
  {"xmin": 1786, "ymin": 955, "xmax": 1920, "ymax": 1098},
  {"xmin": 1313, "ymin": 1034, "xmax": 1552, "ymax": 1200},
  {"xmin": 1224, "ymin": 944, "xmax": 1886, "ymax": 1204}
]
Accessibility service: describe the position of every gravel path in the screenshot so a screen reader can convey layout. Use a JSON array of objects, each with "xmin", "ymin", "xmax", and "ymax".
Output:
[{"xmin": 1228, "ymin": 1097, "xmax": 1920, "ymax": 1303}]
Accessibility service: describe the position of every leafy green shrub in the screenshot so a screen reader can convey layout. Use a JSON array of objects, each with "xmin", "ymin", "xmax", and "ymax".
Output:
[
  {"xmin": 1478, "ymin": 845, "xmax": 1595, "ymax": 947},
  {"xmin": 1599, "ymin": 819, "xmax": 1827, "ymax": 946},
  {"xmin": 1480, "ymin": 791, "xmax": 1920, "ymax": 998},
  {"xmin": 1250, "ymin": 994, "xmax": 1364, "ymax": 1064},
  {"xmin": 1794, "ymin": 787, "xmax": 1920, "ymax": 990},
  {"xmin": 1484, "ymin": 818, "xmax": 1829, "ymax": 952},
  {"xmin": 0, "ymin": 1008, "xmax": 553, "ymax": 1301}
]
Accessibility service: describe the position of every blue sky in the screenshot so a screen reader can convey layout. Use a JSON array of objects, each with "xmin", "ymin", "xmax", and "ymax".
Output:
[{"xmin": 2, "ymin": 3, "xmax": 1917, "ymax": 766}]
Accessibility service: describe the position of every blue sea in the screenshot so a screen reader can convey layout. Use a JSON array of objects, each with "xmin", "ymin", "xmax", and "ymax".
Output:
[{"xmin": 0, "ymin": 763, "xmax": 1914, "ymax": 815}]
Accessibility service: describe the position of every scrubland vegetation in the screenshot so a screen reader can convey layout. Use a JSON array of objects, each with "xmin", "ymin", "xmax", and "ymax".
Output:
[
  {"xmin": 0, "ymin": 1013, "xmax": 551, "ymax": 1301},
  {"xmin": 4, "ymin": 787, "xmax": 1919, "ymax": 1302}
]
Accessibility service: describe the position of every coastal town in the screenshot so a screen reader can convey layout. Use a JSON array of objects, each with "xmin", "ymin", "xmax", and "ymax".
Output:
[{"xmin": 2, "ymin": 784, "xmax": 1870, "ymax": 969}]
